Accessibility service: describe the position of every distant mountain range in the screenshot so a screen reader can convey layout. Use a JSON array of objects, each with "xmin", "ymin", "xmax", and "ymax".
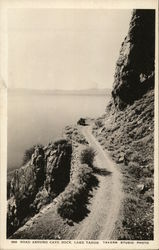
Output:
[{"xmin": 8, "ymin": 88, "xmax": 111, "ymax": 96}]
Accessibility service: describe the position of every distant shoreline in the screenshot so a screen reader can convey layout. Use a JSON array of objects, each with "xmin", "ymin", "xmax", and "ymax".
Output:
[{"xmin": 8, "ymin": 88, "xmax": 111, "ymax": 96}]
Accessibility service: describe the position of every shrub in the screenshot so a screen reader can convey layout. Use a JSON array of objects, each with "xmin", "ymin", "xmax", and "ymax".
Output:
[
  {"xmin": 80, "ymin": 147, "xmax": 96, "ymax": 166},
  {"xmin": 57, "ymin": 164, "xmax": 96, "ymax": 221},
  {"xmin": 22, "ymin": 146, "xmax": 35, "ymax": 165},
  {"xmin": 128, "ymin": 161, "xmax": 142, "ymax": 179},
  {"xmin": 54, "ymin": 139, "xmax": 68, "ymax": 146},
  {"xmin": 77, "ymin": 118, "xmax": 86, "ymax": 126},
  {"xmin": 95, "ymin": 119, "xmax": 103, "ymax": 128},
  {"xmin": 22, "ymin": 144, "xmax": 43, "ymax": 165}
]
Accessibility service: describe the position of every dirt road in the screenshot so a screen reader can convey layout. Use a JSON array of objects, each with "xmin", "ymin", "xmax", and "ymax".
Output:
[{"xmin": 75, "ymin": 126, "xmax": 123, "ymax": 240}]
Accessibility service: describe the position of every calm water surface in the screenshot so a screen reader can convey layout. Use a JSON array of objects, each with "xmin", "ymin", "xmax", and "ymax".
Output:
[{"xmin": 8, "ymin": 93, "xmax": 110, "ymax": 169}]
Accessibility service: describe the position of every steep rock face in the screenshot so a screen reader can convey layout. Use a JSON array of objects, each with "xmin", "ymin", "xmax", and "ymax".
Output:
[
  {"xmin": 8, "ymin": 146, "xmax": 45, "ymax": 234},
  {"xmin": 92, "ymin": 9, "xmax": 155, "ymax": 240},
  {"xmin": 44, "ymin": 139, "xmax": 72, "ymax": 196},
  {"xmin": 7, "ymin": 140, "xmax": 72, "ymax": 237},
  {"xmin": 112, "ymin": 10, "xmax": 155, "ymax": 110}
]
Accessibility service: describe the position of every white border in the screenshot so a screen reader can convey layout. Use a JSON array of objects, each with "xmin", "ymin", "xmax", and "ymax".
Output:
[{"xmin": 0, "ymin": 0, "xmax": 158, "ymax": 249}]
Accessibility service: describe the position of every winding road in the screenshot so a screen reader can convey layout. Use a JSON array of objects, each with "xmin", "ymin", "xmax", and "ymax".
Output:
[
  {"xmin": 75, "ymin": 126, "xmax": 123, "ymax": 240},
  {"xmin": 11, "ymin": 125, "xmax": 123, "ymax": 240}
]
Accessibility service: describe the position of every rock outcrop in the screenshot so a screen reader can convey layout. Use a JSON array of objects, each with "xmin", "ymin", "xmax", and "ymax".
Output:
[
  {"xmin": 92, "ymin": 9, "xmax": 155, "ymax": 240},
  {"xmin": 44, "ymin": 139, "xmax": 72, "ymax": 196},
  {"xmin": 7, "ymin": 140, "xmax": 72, "ymax": 237},
  {"xmin": 111, "ymin": 10, "xmax": 155, "ymax": 110}
]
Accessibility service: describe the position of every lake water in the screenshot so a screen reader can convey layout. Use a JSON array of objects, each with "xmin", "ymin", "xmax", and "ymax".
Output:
[{"xmin": 8, "ymin": 93, "xmax": 110, "ymax": 170}]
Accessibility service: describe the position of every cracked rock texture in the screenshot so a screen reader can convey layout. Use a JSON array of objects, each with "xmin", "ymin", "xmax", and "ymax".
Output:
[
  {"xmin": 7, "ymin": 140, "xmax": 72, "ymax": 237},
  {"xmin": 111, "ymin": 10, "xmax": 155, "ymax": 110}
]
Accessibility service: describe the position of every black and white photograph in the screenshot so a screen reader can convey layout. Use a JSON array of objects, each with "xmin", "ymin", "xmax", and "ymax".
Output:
[{"xmin": 0, "ymin": 0, "xmax": 158, "ymax": 249}]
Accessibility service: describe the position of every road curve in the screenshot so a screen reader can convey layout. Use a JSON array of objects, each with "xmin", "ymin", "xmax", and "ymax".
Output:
[
  {"xmin": 76, "ymin": 126, "xmax": 123, "ymax": 240},
  {"xmin": 11, "ymin": 125, "xmax": 123, "ymax": 240}
]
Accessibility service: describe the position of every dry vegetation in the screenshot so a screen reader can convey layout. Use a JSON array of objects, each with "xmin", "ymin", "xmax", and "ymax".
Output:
[
  {"xmin": 92, "ymin": 89, "xmax": 154, "ymax": 240},
  {"xmin": 64, "ymin": 125, "xmax": 88, "ymax": 145},
  {"xmin": 57, "ymin": 145, "xmax": 97, "ymax": 222}
]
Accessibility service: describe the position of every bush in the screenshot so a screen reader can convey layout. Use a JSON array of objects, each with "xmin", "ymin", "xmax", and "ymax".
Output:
[
  {"xmin": 77, "ymin": 118, "xmax": 86, "ymax": 126},
  {"xmin": 23, "ymin": 146, "xmax": 35, "ymax": 165},
  {"xmin": 80, "ymin": 147, "xmax": 96, "ymax": 166},
  {"xmin": 22, "ymin": 144, "xmax": 43, "ymax": 165},
  {"xmin": 128, "ymin": 162, "xmax": 142, "ymax": 179},
  {"xmin": 95, "ymin": 119, "xmax": 103, "ymax": 128},
  {"xmin": 57, "ymin": 164, "xmax": 97, "ymax": 221},
  {"xmin": 54, "ymin": 139, "xmax": 68, "ymax": 146}
]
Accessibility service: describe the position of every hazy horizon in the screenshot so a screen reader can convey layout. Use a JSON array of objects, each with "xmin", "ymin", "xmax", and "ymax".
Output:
[
  {"xmin": 8, "ymin": 9, "xmax": 132, "ymax": 91},
  {"xmin": 8, "ymin": 86, "xmax": 111, "ymax": 91}
]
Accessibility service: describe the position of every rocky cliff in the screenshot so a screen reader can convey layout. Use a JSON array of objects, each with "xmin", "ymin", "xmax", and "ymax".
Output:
[
  {"xmin": 93, "ymin": 9, "xmax": 155, "ymax": 240},
  {"xmin": 7, "ymin": 140, "xmax": 72, "ymax": 237},
  {"xmin": 111, "ymin": 9, "xmax": 155, "ymax": 110},
  {"xmin": 9, "ymin": 126, "xmax": 97, "ymax": 240}
]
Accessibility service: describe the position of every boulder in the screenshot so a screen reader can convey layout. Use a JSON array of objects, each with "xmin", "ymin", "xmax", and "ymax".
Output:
[
  {"xmin": 137, "ymin": 184, "xmax": 148, "ymax": 194},
  {"xmin": 118, "ymin": 156, "xmax": 125, "ymax": 163}
]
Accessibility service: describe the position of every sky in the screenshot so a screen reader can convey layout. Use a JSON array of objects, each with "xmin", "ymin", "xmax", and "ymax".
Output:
[{"xmin": 8, "ymin": 9, "xmax": 132, "ymax": 90}]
